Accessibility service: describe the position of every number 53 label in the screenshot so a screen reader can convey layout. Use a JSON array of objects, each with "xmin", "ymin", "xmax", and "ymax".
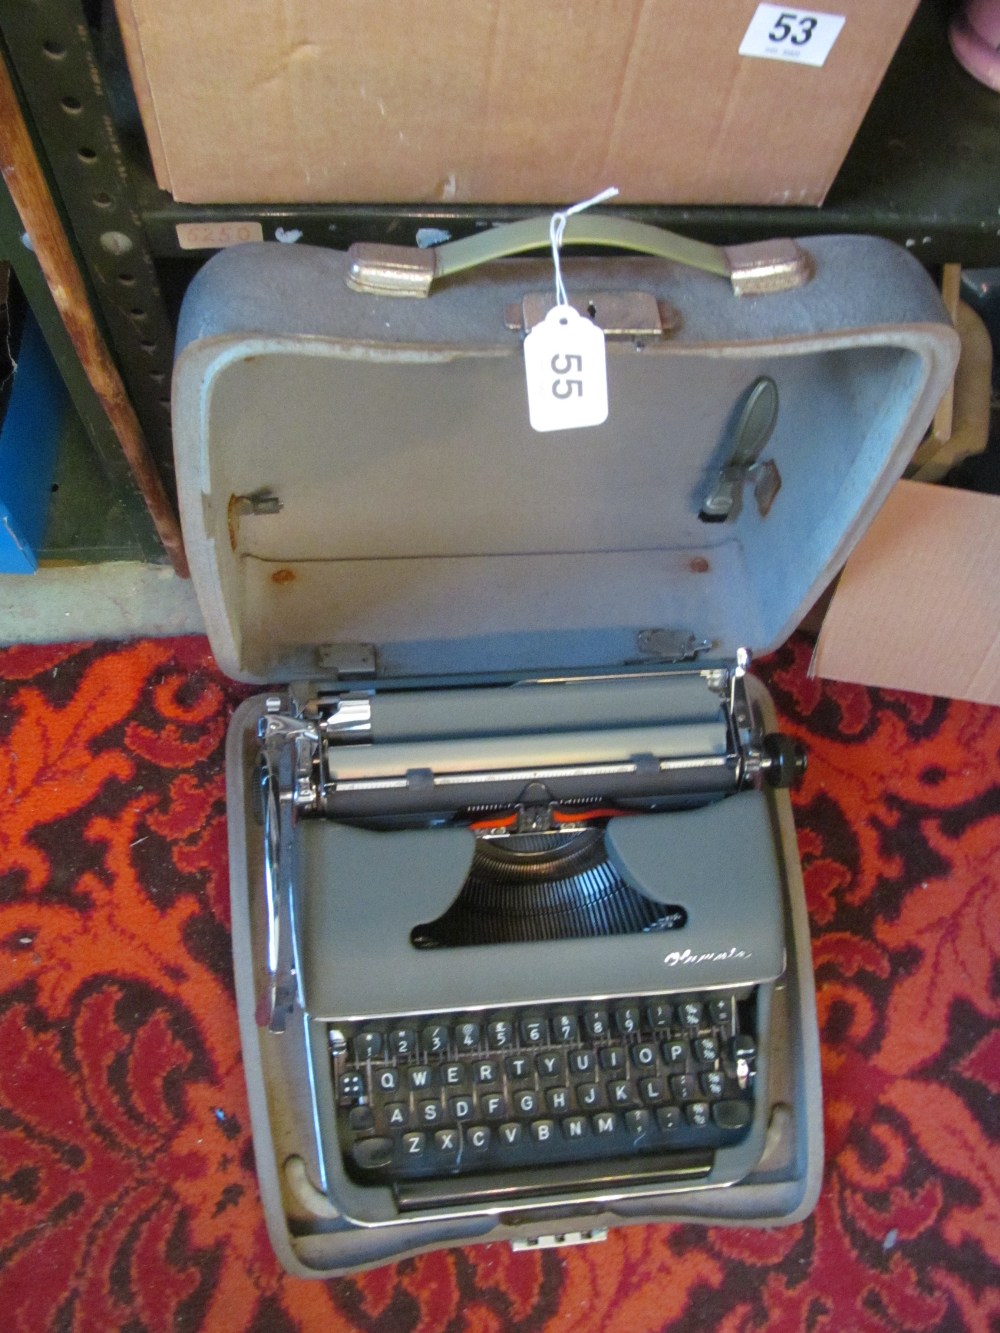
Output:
[
  {"xmin": 739, "ymin": 4, "xmax": 845, "ymax": 67},
  {"xmin": 524, "ymin": 306, "xmax": 609, "ymax": 433}
]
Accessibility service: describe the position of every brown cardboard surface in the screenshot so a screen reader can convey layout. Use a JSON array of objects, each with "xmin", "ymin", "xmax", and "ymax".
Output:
[
  {"xmin": 812, "ymin": 479, "xmax": 1000, "ymax": 706},
  {"xmin": 114, "ymin": 0, "xmax": 918, "ymax": 205}
]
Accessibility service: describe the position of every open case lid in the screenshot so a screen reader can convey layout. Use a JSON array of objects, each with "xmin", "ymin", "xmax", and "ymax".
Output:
[{"xmin": 173, "ymin": 234, "xmax": 958, "ymax": 685}]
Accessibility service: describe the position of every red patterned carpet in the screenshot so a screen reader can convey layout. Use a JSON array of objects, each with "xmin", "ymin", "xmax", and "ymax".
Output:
[{"xmin": 1, "ymin": 633, "xmax": 998, "ymax": 1332}]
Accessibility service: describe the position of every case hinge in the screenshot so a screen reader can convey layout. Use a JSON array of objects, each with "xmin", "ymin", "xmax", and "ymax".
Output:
[
  {"xmin": 315, "ymin": 643, "xmax": 377, "ymax": 680},
  {"xmin": 635, "ymin": 628, "xmax": 713, "ymax": 662}
]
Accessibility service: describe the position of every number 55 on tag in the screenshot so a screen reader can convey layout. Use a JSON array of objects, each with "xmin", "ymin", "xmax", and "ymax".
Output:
[{"xmin": 524, "ymin": 305, "xmax": 609, "ymax": 433}]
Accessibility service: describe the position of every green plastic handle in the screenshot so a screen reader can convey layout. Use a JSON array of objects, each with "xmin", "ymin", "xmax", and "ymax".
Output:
[
  {"xmin": 433, "ymin": 214, "xmax": 730, "ymax": 283},
  {"xmin": 346, "ymin": 216, "xmax": 809, "ymax": 298}
]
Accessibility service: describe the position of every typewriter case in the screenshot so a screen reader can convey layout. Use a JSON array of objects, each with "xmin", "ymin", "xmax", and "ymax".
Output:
[{"xmin": 172, "ymin": 233, "xmax": 958, "ymax": 1276}]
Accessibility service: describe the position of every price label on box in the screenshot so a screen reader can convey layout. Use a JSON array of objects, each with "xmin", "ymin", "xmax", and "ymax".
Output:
[{"xmin": 739, "ymin": 4, "xmax": 845, "ymax": 67}]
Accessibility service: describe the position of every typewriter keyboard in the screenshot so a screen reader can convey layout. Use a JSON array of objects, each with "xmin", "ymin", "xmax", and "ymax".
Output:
[{"xmin": 330, "ymin": 992, "xmax": 757, "ymax": 1209}]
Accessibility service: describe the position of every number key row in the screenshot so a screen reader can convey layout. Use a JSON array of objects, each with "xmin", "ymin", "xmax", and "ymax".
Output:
[{"xmin": 347, "ymin": 997, "xmax": 736, "ymax": 1061}]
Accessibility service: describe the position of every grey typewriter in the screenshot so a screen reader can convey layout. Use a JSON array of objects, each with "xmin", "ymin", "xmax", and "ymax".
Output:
[
  {"xmin": 172, "ymin": 224, "xmax": 958, "ymax": 1274},
  {"xmin": 255, "ymin": 659, "xmax": 799, "ymax": 1215}
]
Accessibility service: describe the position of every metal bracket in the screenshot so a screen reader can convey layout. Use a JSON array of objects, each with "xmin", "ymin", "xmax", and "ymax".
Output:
[
  {"xmin": 315, "ymin": 643, "xmax": 378, "ymax": 680},
  {"xmin": 346, "ymin": 243, "xmax": 436, "ymax": 296},
  {"xmin": 728, "ymin": 647, "xmax": 762, "ymax": 785},
  {"xmin": 504, "ymin": 291, "xmax": 679, "ymax": 338},
  {"xmin": 259, "ymin": 706, "xmax": 322, "ymax": 809},
  {"xmin": 701, "ymin": 377, "xmax": 781, "ymax": 523},
  {"xmin": 256, "ymin": 702, "xmax": 319, "ymax": 1032},
  {"xmin": 511, "ymin": 1229, "xmax": 609, "ymax": 1251},
  {"xmin": 724, "ymin": 239, "xmax": 813, "ymax": 296},
  {"xmin": 226, "ymin": 488, "xmax": 282, "ymax": 550},
  {"xmin": 635, "ymin": 628, "xmax": 713, "ymax": 662}
]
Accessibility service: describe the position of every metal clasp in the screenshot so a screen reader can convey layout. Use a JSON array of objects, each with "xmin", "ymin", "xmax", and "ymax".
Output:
[
  {"xmin": 505, "ymin": 290, "xmax": 679, "ymax": 339},
  {"xmin": 701, "ymin": 377, "xmax": 781, "ymax": 523}
]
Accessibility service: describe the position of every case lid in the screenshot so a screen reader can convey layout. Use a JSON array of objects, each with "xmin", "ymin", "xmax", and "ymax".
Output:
[{"xmin": 173, "ymin": 236, "xmax": 957, "ymax": 684}]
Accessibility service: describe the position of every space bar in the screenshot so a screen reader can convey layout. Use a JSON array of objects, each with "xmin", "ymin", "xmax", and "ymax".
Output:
[{"xmin": 394, "ymin": 1150, "xmax": 713, "ymax": 1212}]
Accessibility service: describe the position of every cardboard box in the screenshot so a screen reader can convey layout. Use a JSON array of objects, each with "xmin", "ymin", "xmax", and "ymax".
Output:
[
  {"xmin": 115, "ymin": 0, "xmax": 918, "ymax": 206},
  {"xmin": 811, "ymin": 479, "xmax": 1000, "ymax": 707}
]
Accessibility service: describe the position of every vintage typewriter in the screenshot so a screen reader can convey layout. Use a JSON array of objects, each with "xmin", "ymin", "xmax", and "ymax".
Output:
[
  {"xmin": 256, "ymin": 656, "xmax": 798, "ymax": 1218},
  {"xmin": 172, "ymin": 224, "xmax": 958, "ymax": 1274}
]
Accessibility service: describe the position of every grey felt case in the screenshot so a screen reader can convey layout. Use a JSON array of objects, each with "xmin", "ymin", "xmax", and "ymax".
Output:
[{"xmin": 173, "ymin": 236, "xmax": 958, "ymax": 1275}]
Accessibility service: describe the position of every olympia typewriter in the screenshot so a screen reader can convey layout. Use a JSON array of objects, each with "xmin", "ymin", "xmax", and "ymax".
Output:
[{"xmin": 171, "ymin": 217, "xmax": 958, "ymax": 1274}]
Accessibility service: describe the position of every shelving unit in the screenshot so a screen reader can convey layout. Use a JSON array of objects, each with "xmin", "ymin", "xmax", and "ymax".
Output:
[
  {"xmin": 0, "ymin": 173, "xmax": 165, "ymax": 562},
  {"xmin": 1, "ymin": 0, "xmax": 997, "ymax": 563}
]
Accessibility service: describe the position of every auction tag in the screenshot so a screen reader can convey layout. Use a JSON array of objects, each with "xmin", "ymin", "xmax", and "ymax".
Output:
[
  {"xmin": 739, "ymin": 4, "xmax": 845, "ymax": 67},
  {"xmin": 524, "ymin": 306, "xmax": 609, "ymax": 433}
]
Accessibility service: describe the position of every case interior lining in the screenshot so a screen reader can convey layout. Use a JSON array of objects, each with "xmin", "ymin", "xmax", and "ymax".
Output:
[{"xmin": 202, "ymin": 341, "xmax": 923, "ymax": 678}]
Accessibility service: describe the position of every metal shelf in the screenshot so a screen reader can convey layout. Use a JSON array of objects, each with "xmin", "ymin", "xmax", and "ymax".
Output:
[
  {"xmin": 133, "ymin": 0, "xmax": 1000, "ymax": 267},
  {"xmin": 1, "ymin": 0, "xmax": 998, "ymax": 563}
]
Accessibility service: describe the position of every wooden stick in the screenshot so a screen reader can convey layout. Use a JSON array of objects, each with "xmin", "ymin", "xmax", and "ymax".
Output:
[{"xmin": 0, "ymin": 56, "xmax": 189, "ymax": 578}]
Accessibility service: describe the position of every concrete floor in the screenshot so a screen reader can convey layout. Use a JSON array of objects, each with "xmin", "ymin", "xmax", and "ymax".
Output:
[{"xmin": 0, "ymin": 561, "xmax": 205, "ymax": 645}]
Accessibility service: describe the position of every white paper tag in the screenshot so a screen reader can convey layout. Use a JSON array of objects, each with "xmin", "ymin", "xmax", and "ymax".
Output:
[
  {"xmin": 739, "ymin": 4, "xmax": 845, "ymax": 67},
  {"xmin": 524, "ymin": 306, "xmax": 609, "ymax": 433}
]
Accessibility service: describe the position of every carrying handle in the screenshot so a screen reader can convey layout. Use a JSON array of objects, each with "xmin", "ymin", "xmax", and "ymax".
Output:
[{"xmin": 346, "ymin": 214, "xmax": 812, "ymax": 299}]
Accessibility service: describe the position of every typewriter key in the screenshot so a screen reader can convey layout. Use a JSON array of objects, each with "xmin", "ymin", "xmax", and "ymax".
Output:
[
  {"xmin": 350, "ymin": 1137, "xmax": 393, "ymax": 1170},
  {"xmin": 388, "ymin": 1028, "xmax": 417, "ymax": 1058},
  {"xmin": 353, "ymin": 1031, "xmax": 383, "ymax": 1060},
  {"xmin": 456, "ymin": 1022, "xmax": 480, "ymax": 1050},
  {"xmin": 422, "ymin": 1025, "xmax": 450, "ymax": 1054}
]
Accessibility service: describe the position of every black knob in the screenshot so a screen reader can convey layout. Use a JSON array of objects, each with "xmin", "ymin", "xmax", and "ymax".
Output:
[{"xmin": 762, "ymin": 733, "xmax": 807, "ymax": 788}]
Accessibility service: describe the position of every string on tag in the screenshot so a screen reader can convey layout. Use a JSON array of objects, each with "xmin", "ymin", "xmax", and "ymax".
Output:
[{"xmin": 549, "ymin": 187, "xmax": 619, "ymax": 308}]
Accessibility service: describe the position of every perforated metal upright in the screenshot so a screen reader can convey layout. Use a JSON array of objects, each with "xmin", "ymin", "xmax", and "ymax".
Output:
[
  {"xmin": 0, "ymin": 0, "xmax": 177, "ymax": 501},
  {"xmin": 0, "ymin": 169, "xmax": 163, "ymax": 559}
]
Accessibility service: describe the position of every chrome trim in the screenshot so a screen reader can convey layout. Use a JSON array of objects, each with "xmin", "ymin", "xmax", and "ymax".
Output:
[
  {"xmin": 724, "ymin": 239, "xmax": 814, "ymax": 296},
  {"xmin": 345, "ymin": 242, "xmax": 437, "ymax": 297}
]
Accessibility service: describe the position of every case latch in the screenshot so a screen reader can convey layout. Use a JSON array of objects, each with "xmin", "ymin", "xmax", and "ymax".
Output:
[
  {"xmin": 511, "ymin": 1229, "xmax": 609, "ymax": 1251},
  {"xmin": 504, "ymin": 291, "xmax": 679, "ymax": 339},
  {"xmin": 701, "ymin": 376, "xmax": 781, "ymax": 523}
]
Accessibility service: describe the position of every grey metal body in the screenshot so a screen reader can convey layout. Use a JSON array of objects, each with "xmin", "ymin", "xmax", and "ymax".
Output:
[{"xmin": 297, "ymin": 793, "xmax": 784, "ymax": 1021}]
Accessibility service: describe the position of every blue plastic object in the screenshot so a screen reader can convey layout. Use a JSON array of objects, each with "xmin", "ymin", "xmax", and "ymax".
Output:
[{"xmin": 0, "ymin": 310, "xmax": 65, "ymax": 573}]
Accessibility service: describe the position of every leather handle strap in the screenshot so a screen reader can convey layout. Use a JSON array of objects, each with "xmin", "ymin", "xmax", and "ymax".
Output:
[{"xmin": 346, "ymin": 214, "xmax": 811, "ymax": 299}]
